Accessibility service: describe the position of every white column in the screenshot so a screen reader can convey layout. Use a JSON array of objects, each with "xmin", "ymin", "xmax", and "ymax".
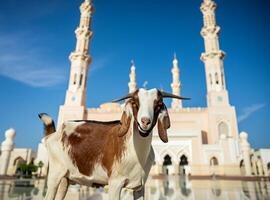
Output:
[
  {"xmin": 0, "ymin": 129, "xmax": 16, "ymax": 175},
  {"xmin": 256, "ymin": 158, "xmax": 264, "ymax": 176},
  {"xmin": 251, "ymin": 156, "xmax": 257, "ymax": 175},
  {"xmin": 173, "ymin": 162, "xmax": 179, "ymax": 175},
  {"xmin": 239, "ymin": 132, "xmax": 252, "ymax": 176}
]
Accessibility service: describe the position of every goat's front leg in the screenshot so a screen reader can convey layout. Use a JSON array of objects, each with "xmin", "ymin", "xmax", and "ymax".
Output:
[
  {"xmin": 108, "ymin": 178, "xmax": 127, "ymax": 200},
  {"xmin": 133, "ymin": 186, "xmax": 145, "ymax": 200},
  {"xmin": 54, "ymin": 177, "xmax": 69, "ymax": 200},
  {"xmin": 44, "ymin": 167, "xmax": 67, "ymax": 200}
]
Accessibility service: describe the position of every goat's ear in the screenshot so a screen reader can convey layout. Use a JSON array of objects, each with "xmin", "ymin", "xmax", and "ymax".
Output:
[
  {"xmin": 157, "ymin": 105, "xmax": 170, "ymax": 143},
  {"xmin": 118, "ymin": 111, "xmax": 131, "ymax": 137}
]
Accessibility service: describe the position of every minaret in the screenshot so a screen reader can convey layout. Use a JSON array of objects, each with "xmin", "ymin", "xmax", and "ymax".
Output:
[
  {"xmin": 200, "ymin": 0, "xmax": 229, "ymax": 107},
  {"xmin": 58, "ymin": 0, "xmax": 94, "ymax": 127},
  {"xmin": 128, "ymin": 60, "xmax": 137, "ymax": 93},
  {"xmin": 0, "ymin": 129, "xmax": 15, "ymax": 175},
  {"xmin": 171, "ymin": 53, "xmax": 182, "ymax": 109}
]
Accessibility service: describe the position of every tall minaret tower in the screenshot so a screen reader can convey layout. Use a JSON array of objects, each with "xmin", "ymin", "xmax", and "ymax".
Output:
[
  {"xmin": 128, "ymin": 60, "xmax": 137, "ymax": 93},
  {"xmin": 58, "ymin": 0, "xmax": 94, "ymax": 127},
  {"xmin": 171, "ymin": 53, "xmax": 182, "ymax": 109},
  {"xmin": 200, "ymin": 0, "xmax": 229, "ymax": 107}
]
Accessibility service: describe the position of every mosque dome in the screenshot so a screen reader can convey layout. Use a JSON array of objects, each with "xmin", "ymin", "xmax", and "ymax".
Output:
[
  {"xmin": 5, "ymin": 128, "xmax": 16, "ymax": 140},
  {"xmin": 240, "ymin": 132, "xmax": 248, "ymax": 140}
]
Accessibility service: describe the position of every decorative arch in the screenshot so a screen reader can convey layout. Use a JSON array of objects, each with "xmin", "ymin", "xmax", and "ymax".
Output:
[
  {"xmin": 79, "ymin": 74, "xmax": 83, "ymax": 86},
  {"xmin": 210, "ymin": 157, "xmax": 219, "ymax": 166},
  {"xmin": 179, "ymin": 155, "xmax": 189, "ymax": 166},
  {"xmin": 221, "ymin": 73, "xmax": 224, "ymax": 88},
  {"xmin": 218, "ymin": 121, "xmax": 229, "ymax": 138},
  {"xmin": 240, "ymin": 159, "xmax": 246, "ymax": 176},
  {"xmin": 163, "ymin": 154, "xmax": 173, "ymax": 175},
  {"xmin": 159, "ymin": 149, "xmax": 176, "ymax": 165},
  {"xmin": 163, "ymin": 154, "xmax": 172, "ymax": 166},
  {"xmin": 215, "ymin": 72, "xmax": 219, "ymax": 84},
  {"xmin": 267, "ymin": 163, "xmax": 270, "ymax": 175},
  {"xmin": 201, "ymin": 131, "xmax": 208, "ymax": 144},
  {"xmin": 178, "ymin": 154, "xmax": 190, "ymax": 176},
  {"xmin": 176, "ymin": 149, "xmax": 190, "ymax": 163},
  {"xmin": 13, "ymin": 156, "xmax": 25, "ymax": 166},
  {"xmin": 12, "ymin": 157, "xmax": 26, "ymax": 176},
  {"xmin": 73, "ymin": 73, "xmax": 77, "ymax": 85},
  {"xmin": 209, "ymin": 73, "xmax": 213, "ymax": 85}
]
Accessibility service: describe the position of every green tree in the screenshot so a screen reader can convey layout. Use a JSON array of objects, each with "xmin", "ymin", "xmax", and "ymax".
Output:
[{"xmin": 38, "ymin": 161, "xmax": 44, "ymax": 177}]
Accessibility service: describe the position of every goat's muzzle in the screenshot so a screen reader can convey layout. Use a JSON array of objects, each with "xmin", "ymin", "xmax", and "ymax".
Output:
[{"xmin": 137, "ymin": 121, "xmax": 152, "ymax": 137}]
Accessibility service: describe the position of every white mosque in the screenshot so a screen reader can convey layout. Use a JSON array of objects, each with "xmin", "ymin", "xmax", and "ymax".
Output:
[{"xmin": 1, "ymin": 0, "xmax": 270, "ymax": 178}]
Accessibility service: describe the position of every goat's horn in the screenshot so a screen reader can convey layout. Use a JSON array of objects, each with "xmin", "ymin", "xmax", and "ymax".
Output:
[
  {"xmin": 112, "ymin": 91, "xmax": 136, "ymax": 103},
  {"xmin": 160, "ymin": 91, "xmax": 191, "ymax": 100}
]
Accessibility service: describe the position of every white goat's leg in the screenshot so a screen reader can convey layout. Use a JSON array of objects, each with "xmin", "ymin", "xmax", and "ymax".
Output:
[
  {"xmin": 133, "ymin": 186, "xmax": 145, "ymax": 200},
  {"xmin": 44, "ymin": 169, "xmax": 67, "ymax": 200},
  {"xmin": 108, "ymin": 179, "xmax": 127, "ymax": 200},
  {"xmin": 54, "ymin": 177, "xmax": 69, "ymax": 200}
]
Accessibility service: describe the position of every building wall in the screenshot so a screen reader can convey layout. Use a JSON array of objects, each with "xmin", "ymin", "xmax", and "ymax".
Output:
[
  {"xmin": 5, "ymin": 148, "xmax": 36, "ymax": 176},
  {"xmin": 84, "ymin": 103, "xmax": 242, "ymax": 176}
]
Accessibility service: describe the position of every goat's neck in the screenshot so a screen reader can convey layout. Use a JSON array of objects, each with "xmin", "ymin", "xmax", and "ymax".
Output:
[{"xmin": 131, "ymin": 121, "xmax": 152, "ymax": 166}]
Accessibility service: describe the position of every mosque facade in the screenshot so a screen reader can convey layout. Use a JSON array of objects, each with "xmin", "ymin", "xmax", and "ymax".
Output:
[{"xmin": 1, "ymin": 0, "xmax": 270, "ymax": 178}]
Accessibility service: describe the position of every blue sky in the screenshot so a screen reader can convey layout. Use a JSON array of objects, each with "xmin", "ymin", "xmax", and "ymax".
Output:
[{"xmin": 0, "ymin": 0, "xmax": 269, "ymax": 150}]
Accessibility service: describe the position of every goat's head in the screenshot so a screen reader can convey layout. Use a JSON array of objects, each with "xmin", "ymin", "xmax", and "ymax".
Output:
[{"xmin": 113, "ymin": 88, "xmax": 190, "ymax": 143}]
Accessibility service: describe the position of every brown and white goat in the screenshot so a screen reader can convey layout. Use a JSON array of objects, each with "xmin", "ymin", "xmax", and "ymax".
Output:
[{"xmin": 39, "ymin": 88, "xmax": 189, "ymax": 200}]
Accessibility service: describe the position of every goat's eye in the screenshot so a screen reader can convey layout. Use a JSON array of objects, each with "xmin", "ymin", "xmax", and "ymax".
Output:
[{"xmin": 155, "ymin": 102, "xmax": 163, "ymax": 110}]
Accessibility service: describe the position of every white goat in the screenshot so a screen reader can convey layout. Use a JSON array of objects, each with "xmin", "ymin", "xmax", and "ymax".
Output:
[{"xmin": 39, "ymin": 88, "xmax": 189, "ymax": 200}]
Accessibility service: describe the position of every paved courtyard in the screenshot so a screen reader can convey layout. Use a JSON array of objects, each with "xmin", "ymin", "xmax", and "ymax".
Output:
[{"xmin": 1, "ymin": 176, "xmax": 270, "ymax": 200}]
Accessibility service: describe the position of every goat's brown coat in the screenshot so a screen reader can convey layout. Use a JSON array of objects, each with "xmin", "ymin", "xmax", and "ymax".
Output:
[
  {"xmin": 61, "ymin": 121, "xmax": 129, "ymax": 177},
  {"xmin": 44, "ymin": 122, "xmax": 56, "ymax": 137}
]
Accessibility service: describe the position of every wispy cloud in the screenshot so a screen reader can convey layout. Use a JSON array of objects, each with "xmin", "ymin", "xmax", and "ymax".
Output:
[
  {"xmin": 0, "ymin": 32, "xmax": 66, "ymax": 87},
  {"xmin": 238, "ymin": 103, "xmax": 267, "ymax": 123},
  {"xmin": 0, "ymin": 64, "xmax": 65, "ymax": 88}
]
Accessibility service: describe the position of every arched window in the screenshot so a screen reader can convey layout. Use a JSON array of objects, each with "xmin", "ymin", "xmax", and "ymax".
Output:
[
  {"xmin": 215, "ymin": 72, "xmax": 219, "ymax": 84},
  {"xmin": 218, "ymin": 122, "xmax": 229, "ymax": 137},
  {"xmin": 180, "ymin": 155, "xmax": 188, "ymax": 166},
  {"xmin": 240, "ymin": 160, "xmax": 246, "ymax": 176},
  {"xmin": 221, "ymin": 73, "xmax": 224, "ymax": 88},
  {"xmin": 201, "ymin": 131, "xmax": 208, "ymax": 144},
  {"xmin": 13, "ymin": 157, "xmax": 25, "ymax": 166},
  {"xmin": 179, "ymin": 155, "xmax": 189, "ymax": 176},
  {"xmin": 163, "ymin": 155, "xmax": 172, "ymax": 166},
  {"xmin": 79, "ymin": 74, "xmax": 83, "ymax": 86},
  {"xmin": 73, "ymin": 73, "xmax": 77, "ymax": 85},
  {"xmin": 210, "ymin": 157, "xmax": 219, "ymax": 166},
  {"xmin": 163, "ymin": 155, "xmax": 172, "ymax": 175},
  {"xmin": 240, "ymin": 160, "xmax": 245, "ymax": 168},
  {"xmin": 209, "ymin": 74, "xmax": 213, "ymax": 85}
]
